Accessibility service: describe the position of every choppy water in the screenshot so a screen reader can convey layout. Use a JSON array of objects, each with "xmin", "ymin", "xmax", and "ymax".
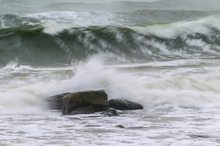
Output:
[{"xmin": 1, "ymin": 0, "xmax": 220, "ymax": 145}]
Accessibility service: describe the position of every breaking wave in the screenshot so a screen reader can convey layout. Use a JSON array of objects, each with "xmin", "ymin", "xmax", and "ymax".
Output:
[{"xmin": 1, "ymin": 12, "xmax": 220, "ymax": 67}]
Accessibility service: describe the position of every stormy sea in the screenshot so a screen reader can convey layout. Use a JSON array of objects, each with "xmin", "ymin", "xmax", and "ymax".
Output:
[{"xmin": 1, "ymin": 0, "xmax": 220, "ymax": 145}]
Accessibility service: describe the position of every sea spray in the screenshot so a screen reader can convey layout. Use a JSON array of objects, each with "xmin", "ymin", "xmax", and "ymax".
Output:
[{"xmin": 1, "ymin": 56, "xmax": 220, "ymax": 114}]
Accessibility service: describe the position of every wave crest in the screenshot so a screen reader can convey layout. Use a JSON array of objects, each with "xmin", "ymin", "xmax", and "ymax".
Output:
[{"xmin": 1, "ymin": 14, "xmax": 220, "ymax": 66}]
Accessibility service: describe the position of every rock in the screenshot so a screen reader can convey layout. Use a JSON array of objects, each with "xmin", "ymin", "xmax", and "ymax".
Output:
[
  {"xmin": 47, "ymin": 92, "xmax": 70, "ymax": 109},
  {"xmin": 70, "ymin": 105, "xmax": 108, "ymax": 115},
  {"xmin": 108, "ymin": 99, "xmax": 143, "ymax": 110},
  {"xmin": 116, "ymin": 125, "xmax": 125, "ymax": 128},
  {"xmin": 62, "ymin": 90, "xmax": 108, "ymax": 115},
  {"xmin": 101, "ymin": 108, "xmax": 119, "ymax": 116}
]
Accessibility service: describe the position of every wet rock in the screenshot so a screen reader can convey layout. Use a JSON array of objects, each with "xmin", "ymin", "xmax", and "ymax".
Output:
[
  {"xmin": 47, "ymin": 92, "xmax": 70, "ymax": 109},
  {"xmin": 62, "ymin": 90, "xmax": 108, "ymax": 115},
  {"xmin": 101, "ymin": 108, "xmax": 119, "ymax": 116},
  {"xmin": 70, "ymin": 105, "xmax": 108, "ymax": 115},
  {"xmin": 116, "ymin": 125, "xmax": 125, "ymax": 128},
  {"xmin": 108, "ymin": 99, "xmax": 143, "ymax": 110}
]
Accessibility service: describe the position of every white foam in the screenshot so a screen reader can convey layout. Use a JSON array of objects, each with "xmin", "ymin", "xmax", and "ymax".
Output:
[
  {"xmin": 54, "ymin": 57, "xmax": 220, "ymax": 108},
  {"xmin": 132, "ymin": 15, "xmax": 220, "ymax": 38},
  {"xmin": 26, "ymin": 11, "xmax": 121, "ymax": 34},
  {"xmin": 1, "ymin": 57, "xmax": 220, "ymax": 113}
]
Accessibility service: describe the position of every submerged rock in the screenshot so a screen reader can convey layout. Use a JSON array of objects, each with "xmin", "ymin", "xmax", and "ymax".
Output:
[
  {"xmin": 101, "ymin": 108, "xmax": 119, "ymax": 116},
  {"xmin": 108, "ymin": 99, "xmax": 143, "ymax": 110},
  {"xmin": 116, "ymin": 125, "xmax": 125, "ymax": 128},
  {"xmin": 47, "ymin": 92, "xmax": 70, "ymax": 109},
  {"xmin": 62, "ymin": 90, "xmax": 108, "ymax": 115}
]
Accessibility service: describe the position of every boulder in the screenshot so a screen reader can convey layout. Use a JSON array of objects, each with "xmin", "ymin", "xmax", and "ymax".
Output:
[
  {"xmin": 62, "ymin": 90, "xmax": 108, "ymax": 115},
  {"xmin": 108, "ymin": 99, "xmax": 143, "ymax": 110},
  {"xmin": 47, "ymin": 92, "xmax": 70, "ymax": 109}
]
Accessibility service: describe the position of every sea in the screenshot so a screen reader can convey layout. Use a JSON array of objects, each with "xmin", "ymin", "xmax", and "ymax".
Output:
[{"xmin": 1, "ymin": 0, "xmax": 220, "ymax": 145}]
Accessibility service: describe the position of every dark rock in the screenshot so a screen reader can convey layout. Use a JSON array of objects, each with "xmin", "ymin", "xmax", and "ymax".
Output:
[
  {"xmin": 101, "ymin": 108, "xmax": 119, "ymax": 116},
  {"xmin": 47, "ymin": 92, "xmax": 70, "ymax": 109},
  {"xmin": 108, "ymin": 99, "xmax": 143, "ymax": 110},
  {"xmin": 70, "ymin": 105, "xmax": 108, "ymax": 115},
  {"xmin": 116, "ymin": 125, "xmax": 125, "ymax": 128},
  {"xmin": 62, "ymin": 90, "xmax": 108, "ymax": 115}
]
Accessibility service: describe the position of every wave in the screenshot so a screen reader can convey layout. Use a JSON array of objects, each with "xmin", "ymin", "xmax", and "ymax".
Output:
[{"xmin": 1, "ymin": 13, "xmax": 220, "ymax": 66}]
